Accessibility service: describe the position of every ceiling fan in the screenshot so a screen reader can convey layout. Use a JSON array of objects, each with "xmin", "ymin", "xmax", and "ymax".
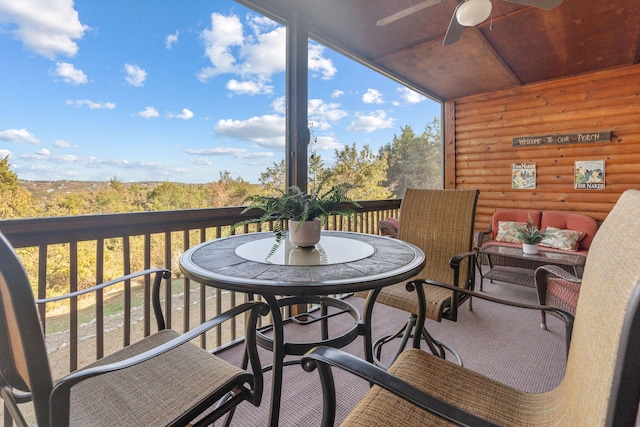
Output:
[{"xmin": 377, "ymin": 0, "xmax": 563, "ymax": 46}]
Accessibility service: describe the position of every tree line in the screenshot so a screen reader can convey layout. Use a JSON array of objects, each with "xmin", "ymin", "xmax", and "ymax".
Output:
[{"xmin": 1, "ymin": 119, "xmax": 441, "ymax": 220}]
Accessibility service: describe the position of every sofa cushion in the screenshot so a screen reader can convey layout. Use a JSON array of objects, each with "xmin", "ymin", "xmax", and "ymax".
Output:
[
  {"xmin": 495, "ymin": 221, "xmax": 527, "ymax": 243},
  {"xmin": 540, "ymin": 226, "xmax": 585, "ymax": 251},
  {"xmin": 540, "ymin": 211, "xmax": 599, "ymax": 250},
  {"xmin": 491, "ymin": 209, "xmax": 541, "ymax": 240}
]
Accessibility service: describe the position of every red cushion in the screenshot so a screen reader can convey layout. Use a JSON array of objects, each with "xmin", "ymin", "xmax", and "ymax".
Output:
[
  {"xmin": 385, "ymin": 217, "xmax": 399, "ymax": 229},
  {"xmin": 491, "ymin": 209, "xmax": 541, "ymax": 240},
  {"xmin": 541, "ymin": 211, "xmax": 599, "ymax": 250}
]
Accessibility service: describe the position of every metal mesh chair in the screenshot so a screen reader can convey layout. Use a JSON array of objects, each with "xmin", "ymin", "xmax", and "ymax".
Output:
[
  {"xmin": 303, "ymin": 189, "xmax": 640, "ymax": 427},
  {"xmin": 360, "ymin": 188, "xmax": 480, "ymax": 367},
  {"xmin": 0, "ymin": 232, "xmax": 268, "ymax": 427}
]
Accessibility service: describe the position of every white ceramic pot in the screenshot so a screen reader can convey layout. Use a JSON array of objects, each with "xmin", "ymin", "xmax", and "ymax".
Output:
[
  {"xmin": 522, "ymin": 243, "xmax": 539, "ymax": 255},
  {"xmin": 288, "ymin": 218, "xmax": 321, "ymax": 247}
]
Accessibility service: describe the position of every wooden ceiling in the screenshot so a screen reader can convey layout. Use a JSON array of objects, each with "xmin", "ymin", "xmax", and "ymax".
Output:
[{"xmin": 235, "ymin": 0, "xmax": 640, "ymax": 101}]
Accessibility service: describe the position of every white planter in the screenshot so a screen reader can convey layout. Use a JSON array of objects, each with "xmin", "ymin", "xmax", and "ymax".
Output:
[
  {"xmin": 288, "ymin": 218, "xmax": 321, "ymax": 247},
  {"xmin": 522, "ymin": 243, "xmax": 539, "ymax": 255}
]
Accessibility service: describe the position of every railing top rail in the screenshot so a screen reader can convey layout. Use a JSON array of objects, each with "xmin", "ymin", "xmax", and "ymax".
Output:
[{"xmin": 0, "ymin": 199, "xmax": 401, "ymax": 248}]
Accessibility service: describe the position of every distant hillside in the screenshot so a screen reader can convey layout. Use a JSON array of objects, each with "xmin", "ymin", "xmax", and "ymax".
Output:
[{"xmin": 19, "ymin": 180, "xmax": 161, "ymax": 201}]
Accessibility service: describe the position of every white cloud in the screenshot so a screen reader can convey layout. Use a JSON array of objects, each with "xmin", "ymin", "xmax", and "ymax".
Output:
[
  {"xmin": 347, "ymin": 110, "xmax": 395, "ymax": 133},
  {"xmin": 198, "ymin": 13, "xmax": 243, "ymax": 80},
  {"xmin": 137, "ymin": 107, "xmax": 159, "ymax": 118},
  {"xmin": 271, "ymin": 96, "xmax": 285, "ymax": 114},
  {"xmin": 214, "ymin": 114, "xmax": 284, "ymax": 149},
  {"xmin": 66, "ymin": 99, "xmax": 116, "ymax": 109},
  {"xmin": 168, "ymin": 108, "xmax": 194, "ymax": 120},
  {"xmin": 0, "ymin": 128, "xmax": 40, "ymax": 144},
  {"xmin": 53, "ymin": 62, "xmax": 88, "ymax": 84},
  {"xmin": 124, "ymin": 63, "xmax": 147, "ymax": 87},
  {"xmin": 0, "ymin": 0, "xmax": 88, "ymax": 59},
  {"xmin": 189, "ymin": 158, "xmax": 213, "ymax": 165},
  {"xmin": 226, "ymin": 79, "xmax": 273, "ymax": 95},
  {"xmin": 309, "ymin": 43, "xmax": 336, "ymax": 80},
  {"xmin": 331, "ymin": 90, "xmax": 344, "ymax": 98},
  {"xmin": 310, "ymin": 136, "xmax": 343, "ymax": 151},
  {"xmin": 53, "ymin": 140, "xmax": 73, "ymax": 148},
  {"xmin": 0, "ymin": 149, "xmax": 11, "ymax": 158},
  {"xmin": 308, "ymin": 99, "xmax": 348, "ymax": 123},
  {"xmin": 185, "ymin": 147, "xmax": 273, "ymax": 160},
  {"xmin": 397, "ymin": 87, "xmax": 426, "ymax": 104},
  {"xmin": 165, "ymin": 30, "xmax": 179, "ymax": 49},
  {"xmin": 362, "ymin": 88, "xmax": 384, "ymax": 104},
  {"xmin": 198, "ymin": 13, "xmax": 335, "ymax": 92}
]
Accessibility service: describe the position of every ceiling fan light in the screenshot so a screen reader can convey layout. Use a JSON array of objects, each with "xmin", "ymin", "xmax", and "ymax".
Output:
[{"xmin": 456, "ymin": 0, "xmax": 492, "ymax": 27}]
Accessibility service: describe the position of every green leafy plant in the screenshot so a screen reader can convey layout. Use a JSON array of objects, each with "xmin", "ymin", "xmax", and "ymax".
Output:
[
  {"xmin": 235, "ymin": 181, "xmax": 361, "ymax": 257},
  {"xmin": 516, "ymin": 216, "xmax": 546, "ymax": 245}
]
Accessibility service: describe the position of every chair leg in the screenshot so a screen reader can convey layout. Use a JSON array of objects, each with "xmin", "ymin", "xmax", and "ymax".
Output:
[
  {"xmin": 372, "ymin": 317, "xmax": 415, "ymax": 368},
  {"xmin": 421, "ymin": 327, "xmax": 463, "ymax": 367},
  {"xmin": 540, "ymin": 310, "xmax": 548, "ymax": 330},
  {"xmin": 371, "ymin": 315, "xmax": 464, "ymax": 368}
]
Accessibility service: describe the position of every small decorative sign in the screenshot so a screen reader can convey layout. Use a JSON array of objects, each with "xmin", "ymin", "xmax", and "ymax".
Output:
[
  {"xmin": 513, "ymin": 132, "xmax": 611, "ymax": 147},
  {"xmin": 512, "ymin": 162, "xmax": 536, "ymax": 190},
  {"xmin": 575, "ymin": 160, "xmax": 605, "ymax": 190}
]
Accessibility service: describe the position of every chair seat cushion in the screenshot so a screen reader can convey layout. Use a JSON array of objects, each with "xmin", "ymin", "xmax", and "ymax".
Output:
[
  {"xmin": 372, "ymin": 281, "xmax": 456, "ymax": 321},
  {"xmin": 341, "ymin": 349, "xmax": 557, "ymax": 426},
  {"xmin": 68, "ymin": 329, "xmax": 249, "ymax": 426}
]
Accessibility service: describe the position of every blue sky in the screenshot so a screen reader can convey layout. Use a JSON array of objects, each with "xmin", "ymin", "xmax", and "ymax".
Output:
[{"xmin": 0, "ymin": 0, "xmax": 441, "ymax": 184}]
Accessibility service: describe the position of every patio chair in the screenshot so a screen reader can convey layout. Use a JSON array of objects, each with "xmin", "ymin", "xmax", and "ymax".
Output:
[
  {"xmin": 535, "ymin": 264, "xmax": 582, "ymax": 330},
  {"xmin": 0, "ymin": 232, "xmax": 269, "ymax": 427},
  {"xmin": 302, "ymin": 189, "xmax": 640, "ymax": 427},
  {"xmin": 360, "ymin": 188, "xmax": 480, "ymax": 367}
]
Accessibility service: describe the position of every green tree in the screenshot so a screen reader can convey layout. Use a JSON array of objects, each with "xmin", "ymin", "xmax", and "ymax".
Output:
[
  {"xmin": 381, "ymin": 119, "xmax": 442, "ymax": 198},
  {"xmin": 308, "ymin": 151, "xmax": 328, "ymax": 191},
  {"xmin": 258, "ymin": 160, "xmax": 286, "ymax": 195},
  {"xmin": 0, "ymin": 156, "xmax": 38, "ymax": 218},
  {"xmin": 215, "ymin": 171, "xmax": 255, "ymax": 207},
  {"xmin": 147, "ymin": 181, "xmax": 212, "ymax": 210},
  {"xmin": 328, "ymin": 143, "xmax": 392, "ymax": 201}
]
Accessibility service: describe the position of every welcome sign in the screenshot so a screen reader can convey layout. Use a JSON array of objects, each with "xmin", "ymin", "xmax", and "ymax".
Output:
[{"xmin": 512, "ymin": 132, "xmax": 611, "ymax": 147}]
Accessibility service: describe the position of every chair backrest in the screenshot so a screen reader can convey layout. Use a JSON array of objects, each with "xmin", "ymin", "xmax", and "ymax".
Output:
[
  {"xmin": 0, "ymin": 232, "xmax": 53, "ymax": 426},
  {"xmin": 397, "ymin": 188, "xmax": 479, "ymax": 288},
  {"xmin": 556, "ymin": 189, "xmax": 640, "ymax": 425}
]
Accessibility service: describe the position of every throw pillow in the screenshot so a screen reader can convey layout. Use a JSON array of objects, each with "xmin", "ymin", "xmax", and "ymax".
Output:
[
  {"xmin": 539, "ymin": 227, "xmax": 584, "ymax": 251},
  {"xmin": 495, "ymin": 221, "xmax": 527, "ymax": 244}
]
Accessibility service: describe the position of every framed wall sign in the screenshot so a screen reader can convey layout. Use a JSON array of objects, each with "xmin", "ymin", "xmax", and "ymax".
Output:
[
  {"xmin": 512, "ymin": 162, "xmax": 536, "ymax": 190},
  {"xmin": 575, "ymin": 160, "xmax": 605, "ymax": 190}
]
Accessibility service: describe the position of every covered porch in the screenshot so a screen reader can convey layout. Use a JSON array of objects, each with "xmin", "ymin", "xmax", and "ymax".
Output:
[{"xmin": 2, "ymin": 0, "xmax": 640, "ymax": 425}]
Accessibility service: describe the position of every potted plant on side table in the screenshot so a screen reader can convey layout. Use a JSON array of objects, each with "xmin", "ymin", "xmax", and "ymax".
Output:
[
  {"xmin": 235, "ymin": 182, "xmax": 360, "ymax": 258},
  {"xmin": 516, "ymin": 216, "xmax": 547, "ymax": 255}
]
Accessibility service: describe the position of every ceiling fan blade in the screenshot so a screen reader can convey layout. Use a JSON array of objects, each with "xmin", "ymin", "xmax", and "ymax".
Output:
[
  {"xmin": 442, "ymin": 3, "xmax": 464, "ymax": 45},
  {"xmin": 502, "ymin": 0, "xmax": 563, "ymax": 10},
  {"xmin": 377, "ymin": 0, "xmax": 444, "ymax": 26}
]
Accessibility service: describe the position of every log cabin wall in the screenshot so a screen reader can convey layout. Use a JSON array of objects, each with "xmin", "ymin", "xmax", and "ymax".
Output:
[{"xmin": 444, "ymin": 63, "xmax": 640, "ymax": 232}]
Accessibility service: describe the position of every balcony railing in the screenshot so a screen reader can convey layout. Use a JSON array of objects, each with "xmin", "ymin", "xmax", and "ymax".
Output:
[{"xmin": 0, "ymin": 199, "xmax": 400, "ymax": 379}]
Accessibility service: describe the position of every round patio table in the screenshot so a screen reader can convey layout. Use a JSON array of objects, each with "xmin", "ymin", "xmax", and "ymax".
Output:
[{"xmin": 180, "ymin": 230, "xmax": 425, "ymax": 427}]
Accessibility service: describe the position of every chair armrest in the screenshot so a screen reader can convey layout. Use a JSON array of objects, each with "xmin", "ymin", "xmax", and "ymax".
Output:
[
  {"xmin": 37, "ymin": 268, "xmax": 171, "ymax": 330},
  {"xmin": 35, "ymin": 268, "xmax": 171, "ymax": 303},
  {"xmin": 418, "ymin": 278, "xmax": 574, "ymax": 355},
  {"xmin": 449, "ymin": 248, "xmax": 478, "ymax": 269},
  {"xmin": 535, "ymin": 265, "xmax": 581, "ymax": 284},
  {"xmin": 301, "ymin": 346, "xmax": 499, "ymax": 427},
  {"xmin": 50, "ymin": 301, "xmax": 270, "ymax": 404},
  {"xmin": 418, "ymin": 278, "xmax": 574, "ymax": 325},
  {"xmin": 473, "ymin": 225, "xmax": 492, "ymax": 249}
]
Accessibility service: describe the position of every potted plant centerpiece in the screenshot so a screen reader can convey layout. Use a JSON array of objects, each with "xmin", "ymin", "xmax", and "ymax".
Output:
[
  {"xmin": 516, "ymin": 216, "xmax": 546, "ymax": 255},
  {"xmin": 235, "ymin": 181, "xmax": 360, "ymax": 257}
]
